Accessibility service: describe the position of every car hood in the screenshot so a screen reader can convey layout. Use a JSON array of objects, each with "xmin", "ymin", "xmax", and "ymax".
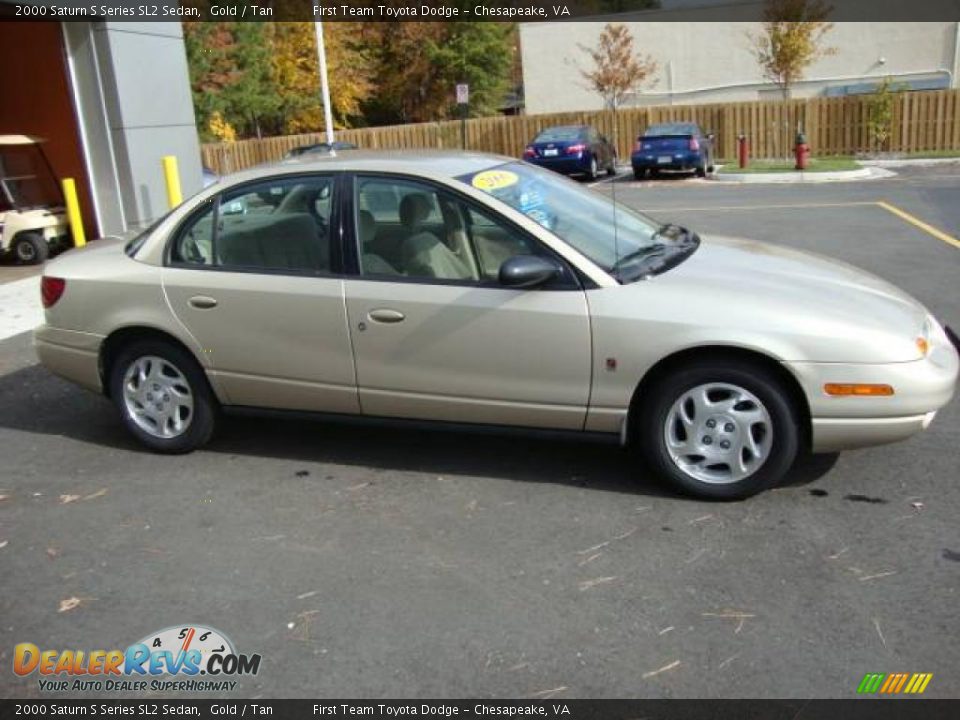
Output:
[{"xmin": 642, "ymin": 234, "xmax": 930, "ymax": 362}]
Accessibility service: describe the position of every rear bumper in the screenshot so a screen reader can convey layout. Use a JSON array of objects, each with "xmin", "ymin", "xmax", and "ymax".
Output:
[
  {"xmin": 33, "ymin": 324, "xmax": 104, "ymax": 393},
  {"xmin": 528, "ymin": 155, "xmax": 591, "ymax": 175},
  {"xmin": 632, "ymin": 151, "xmax": 704, "ymax": 171},
  {"xmin": 785, "ymin": 338, "xmax": 958, "ymax": 452}
]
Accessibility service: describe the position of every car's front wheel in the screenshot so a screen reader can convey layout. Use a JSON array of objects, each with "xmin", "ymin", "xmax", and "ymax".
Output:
[
  {"xmin": 637, "ymin": 360, "xmax": 801, "ymax": 499},
  {"xmin": 109, "ymin": 340, "xmax": 217, "ymax": 453}
]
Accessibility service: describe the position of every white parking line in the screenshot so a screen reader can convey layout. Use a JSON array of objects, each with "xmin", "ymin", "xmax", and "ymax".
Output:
[{"xmin": 0, "ymin": 275, "xmax": 42, "ymax": 341}]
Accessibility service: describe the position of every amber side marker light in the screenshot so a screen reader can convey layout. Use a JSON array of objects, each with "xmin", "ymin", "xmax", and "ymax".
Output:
[
  {"xmin": 916, "ymin": 337, "xmax": 930, "ymax": 357},
  {"xmin": 824, "ymin": 383, "xmax": 895, "ymax": 397}
]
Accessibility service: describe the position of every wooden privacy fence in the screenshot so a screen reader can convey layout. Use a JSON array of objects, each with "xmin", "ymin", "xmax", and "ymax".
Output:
[{"xmin": 201, "ymin": 89, "xmax": 960, "ymax": 175}]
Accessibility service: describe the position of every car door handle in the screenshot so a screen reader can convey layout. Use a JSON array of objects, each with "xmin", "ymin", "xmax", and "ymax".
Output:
[
  {"xmin": 188, "ymin": 295, "xmax": 218, "ymax": 309},
  {"xmin": 368, "ymin": 308, "xmax": 405, "ymax": 324}
]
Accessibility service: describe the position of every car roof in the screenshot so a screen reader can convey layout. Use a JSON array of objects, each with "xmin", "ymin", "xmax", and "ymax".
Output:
[{"xmin": 228, "ymin": 149, "xmax": 514, "ymax": 184}]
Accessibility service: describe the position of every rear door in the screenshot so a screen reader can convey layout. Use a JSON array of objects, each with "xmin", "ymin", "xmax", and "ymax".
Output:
[
  {"xmin": 161, "ymin": 173, "xmax": 359, "ymax": 414},
  {"xmin": 344, "ymin": 174, "xmax": 593, "ymax": 430}
]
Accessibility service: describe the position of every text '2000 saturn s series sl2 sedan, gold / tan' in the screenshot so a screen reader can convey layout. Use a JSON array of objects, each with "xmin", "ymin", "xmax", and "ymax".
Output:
[{"xmin": 34, "ymin": 151, "xmax": 959, "ymax": 499}]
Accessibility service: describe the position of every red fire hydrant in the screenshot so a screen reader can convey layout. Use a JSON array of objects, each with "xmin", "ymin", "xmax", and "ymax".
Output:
[
  {"xmin": 738, "ymin": 134, "xmax": 749, "ymax": 169},
  {"xmin": 795, "ymin": 131, "xmax": 810, "ymax": 170}
]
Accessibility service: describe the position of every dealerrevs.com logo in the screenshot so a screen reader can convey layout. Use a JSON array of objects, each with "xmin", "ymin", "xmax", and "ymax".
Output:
[{"xmin": 13, "ymin": 625, "xmax": 261, "ymax": 693}]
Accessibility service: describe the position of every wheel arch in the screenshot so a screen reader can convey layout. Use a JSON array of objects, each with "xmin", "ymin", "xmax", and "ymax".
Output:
[
  {"xmin": 626, "ymin": 345, "xmax": 812, "ymax": 449},
  {"xmin": 99, "ymin": 325, "xmax": 217, "ymax": 401}
]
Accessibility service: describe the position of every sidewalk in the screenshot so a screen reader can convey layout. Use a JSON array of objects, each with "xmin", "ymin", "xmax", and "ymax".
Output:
[
  {"xmin": 710, "ymin": 165, "xmax": 896, "ymax": 184},
  {"xmin": 0, "ymin": 274, "xmax": 42, "ymax": 342}
]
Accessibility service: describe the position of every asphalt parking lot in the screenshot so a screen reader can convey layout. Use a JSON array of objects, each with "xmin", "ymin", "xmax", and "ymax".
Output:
[{"xmin": 1, "ymin": 165, "xmax": 958, "ymax": 700}]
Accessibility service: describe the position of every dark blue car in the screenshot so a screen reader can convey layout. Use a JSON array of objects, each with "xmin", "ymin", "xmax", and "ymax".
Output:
[
  {"xmin": 631, "ymin": 122, "xmax": 714, "ymax": 179},
  {"xmin": 523, "ymin": 125, "xmax": 617, "ymax": 180}
]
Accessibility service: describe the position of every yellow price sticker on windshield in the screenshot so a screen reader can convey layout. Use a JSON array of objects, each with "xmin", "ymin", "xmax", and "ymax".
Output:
[{"xmin": 472, "ymin": 170, "xmax": 518, "ymax": 192}]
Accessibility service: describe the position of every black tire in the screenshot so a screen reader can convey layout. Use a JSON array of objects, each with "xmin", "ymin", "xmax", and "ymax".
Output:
[
  {"xmin": 607, "ymin": 156, "xmax": 617, "ymax": 177},
  {"xmin": 633, "ymin": 168, "xmax": 647, "ymax": 180},
  {"xmin": 109, "ymin": 339, "xmax": 217, "ymax": 453},
  {"xmin": 586, "ymin": 156, "xmax": 598, "ymax": 181},
  {"xmin": 13, "ymin": 232, "xmax": 48, "ymax": 265},
  {"xmin": 636, "ymin": 359, "xmax": 801, "ymax": 500},
  {"xmin": 695, "ymin": 163, "xmax": 707, "ymax": 178}
]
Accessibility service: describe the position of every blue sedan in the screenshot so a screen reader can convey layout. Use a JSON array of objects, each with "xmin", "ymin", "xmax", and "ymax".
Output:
[
  {"xmin": 523, "ymin": 125, "xmax": 617, "ymax": 180},
  {"xmin": 631, "ymin": 122, "xmax": 714, "ymax": 179}
]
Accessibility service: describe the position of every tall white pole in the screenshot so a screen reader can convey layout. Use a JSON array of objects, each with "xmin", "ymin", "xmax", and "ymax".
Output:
[{"xmin": 314, "ymin": 22, "xmax": 335, "ymax": 145}]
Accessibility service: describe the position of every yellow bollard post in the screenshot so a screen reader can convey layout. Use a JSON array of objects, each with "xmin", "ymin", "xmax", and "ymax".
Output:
[
  {"xmin": 61, "ymin": 178, "xmax": 86, "ymax": 248},
  {"xmin": 162, "ymin": 155, "xmax": 183, "ymax": 209}
]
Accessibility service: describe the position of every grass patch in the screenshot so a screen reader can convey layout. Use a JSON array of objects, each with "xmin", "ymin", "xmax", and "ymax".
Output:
[{"xmin": 718, "ymin": 156, "xmax": 860, "ymax": 174}]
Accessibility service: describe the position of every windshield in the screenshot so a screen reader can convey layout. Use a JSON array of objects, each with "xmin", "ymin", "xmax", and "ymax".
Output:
[
  {"xmin": 457, "ymin": 161, "xmax": 694, "ymax": 281},
  {"xmin": 644, "ymin": 123, "xmax": 698, "ymax": 137},
  {"xmin": 0, "ymin": 144, "xmax": 63, "ymax": 210}
]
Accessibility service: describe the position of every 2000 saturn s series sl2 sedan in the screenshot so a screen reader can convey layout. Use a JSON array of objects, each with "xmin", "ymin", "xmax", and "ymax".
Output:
[{"xmin": 34, "ymin": 151, "xmax": 958, "ymax": 499}]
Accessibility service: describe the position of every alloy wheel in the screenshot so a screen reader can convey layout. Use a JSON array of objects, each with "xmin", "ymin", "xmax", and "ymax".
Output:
[
  {"xmin": 122, "ymin": 355, "xmax": 194, "ymax": 439},
  {"xmin": 663, "ymin": 382, "xmax": 773, "ymax": 484}
]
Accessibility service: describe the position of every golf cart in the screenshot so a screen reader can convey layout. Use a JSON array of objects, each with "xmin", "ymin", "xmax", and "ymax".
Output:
[{"xmin": 0, "ymin": 135, "xmax": 71, "ymax": 264}]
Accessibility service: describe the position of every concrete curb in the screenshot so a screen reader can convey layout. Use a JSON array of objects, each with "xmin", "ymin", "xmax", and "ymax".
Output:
[
  {"xmin": 860, "ymin": 157, "xmax": 960, "ymax": 168},
  {"xmin": 709, "ymin": 165, "xmax": 896, "ymax": 184}
]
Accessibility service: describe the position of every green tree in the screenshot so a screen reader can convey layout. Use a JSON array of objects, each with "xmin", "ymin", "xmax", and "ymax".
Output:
[
  {"xmin": 183, "ymin": 17, "xmax": 280, "ymax": 140},
  {"xmin": 358, "ymin": 22, "xmax": 514, "ymax": 125},
  {"xmin": 425, "ymin": 22, "xmax": 515, "ymax": 119},
  {"xmin": 866, "ymin": 77, "xmax": 901, "ymax": 154}
]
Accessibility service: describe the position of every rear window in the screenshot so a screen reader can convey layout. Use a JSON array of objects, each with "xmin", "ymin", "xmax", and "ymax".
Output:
[
  {"xmin": 534, "ymin": 126, "xmax": 584, "ymax": 142},
  {"xmin": 644, "ymin": 123, "xmax": 698, "ymax": 137}
]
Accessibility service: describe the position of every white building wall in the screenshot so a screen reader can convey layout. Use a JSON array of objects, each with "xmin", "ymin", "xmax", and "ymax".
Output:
[{"xmin": 521, "ymin": 21, "xmax": 960, "ymax": 114}]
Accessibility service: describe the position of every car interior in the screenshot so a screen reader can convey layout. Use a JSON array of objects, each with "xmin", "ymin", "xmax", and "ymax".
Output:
[
  {"xmin": 174, "ymin": 179, "xmax": 333, "ymax": 273},
  {"xmin": 356, "ymin": 181, "xmax": 531, "ymax": 282}
]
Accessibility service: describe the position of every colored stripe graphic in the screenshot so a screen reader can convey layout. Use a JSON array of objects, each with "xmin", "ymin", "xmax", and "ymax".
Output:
[{"xmin": 858, "ymin": 672, "xmax": 932, "ymax": 694}]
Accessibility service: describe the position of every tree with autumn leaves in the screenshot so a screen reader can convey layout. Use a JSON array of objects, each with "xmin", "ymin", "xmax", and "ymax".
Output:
[{"xmin": 184, "ymin": 21, "xmax": 516, "ymax": 141}]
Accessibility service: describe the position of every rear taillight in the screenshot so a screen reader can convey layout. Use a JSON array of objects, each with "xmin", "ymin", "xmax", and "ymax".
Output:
[
  {"xmin": 566, "ymin": 143, "xmax": 586, "ymax": 155},
  {"xmin": 41, "ymin": 277, "xmax": 66, "ymax": 308},
  {"xmin": 523, "ymin": 146, "xmax": 536, "ymax": 158},
  {"xmin": 689, "ymin": 137, "xmax": 700, "ymax": 151},
  {"xmin": 632, "ymin": 139, "xmax": 642, "ymax": 153}
]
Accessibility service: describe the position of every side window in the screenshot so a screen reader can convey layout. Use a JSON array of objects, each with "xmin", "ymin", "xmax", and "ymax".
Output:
[
  {"xmin": 171, "ymin": 200, "xmax": 215, "ymax": 265},
  {"xmin": 355, "ymin": 177, "xmax": 477, "ymax": 282},
  {"xmin": 171, "ymin": 175, "xmax": 334, "ymax": 274},
  {"xmin": 461, "ymin": 203, "xmax": 542, "ymax": 282}
]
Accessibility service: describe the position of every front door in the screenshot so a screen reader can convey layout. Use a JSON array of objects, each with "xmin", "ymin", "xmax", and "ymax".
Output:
[{"xmin": 344, "ymin": 174, "xmax": 592, "ymax": 430}]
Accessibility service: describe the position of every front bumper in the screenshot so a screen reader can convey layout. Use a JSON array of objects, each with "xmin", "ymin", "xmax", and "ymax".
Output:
[
  {"xmin": 785, "ymin": 335, "xmax": 959, "ymax": 452},
  {"xmin": 33, "ymin": 325, "xmax": 104, "ymax": 393}
]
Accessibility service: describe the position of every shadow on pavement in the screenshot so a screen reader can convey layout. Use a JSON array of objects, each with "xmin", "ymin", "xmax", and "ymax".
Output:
[{"xmin": 0, "ymin": 361, "xmax": 840, "ymax": 498}]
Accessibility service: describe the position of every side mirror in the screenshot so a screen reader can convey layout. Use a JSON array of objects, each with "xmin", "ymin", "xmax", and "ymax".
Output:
[{"xmin": 499, "ymin": 255, "xmax": 561, "ymax": 289}]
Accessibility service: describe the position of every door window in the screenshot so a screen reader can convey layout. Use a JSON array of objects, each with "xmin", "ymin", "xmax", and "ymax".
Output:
[
  {"xmin": 171, "ymin": 175, "xmax": 334, "ymax": 274},
  {"xmin": 355, "ymin": 176, "xmax": 570, "ymax": 286}
]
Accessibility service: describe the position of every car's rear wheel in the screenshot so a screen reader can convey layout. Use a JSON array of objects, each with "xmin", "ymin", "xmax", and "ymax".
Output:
[
  {"xmin": 109, "ymin": 340, "xmax": 217, "ymax": 453},
  {"xmin": 607, "ymin": 155, "xmax": 617, "ymax": 176},
  {"xmin": 587, "ymin": 156, "xmax": 598, "ymax": 181},
  {"xmin": 637, "ymin": 360, "xmax": 801, "ymax": 499},
  {"xmin": 13, "ymin": 232, "xmax": 48, "ymax": 265},
  {"xmin": 695, "ymin": 162, "xmax": 707, "ymax": 178},
  {"xmin": 633, "ymin": 168, "xmax": 647, "ymax": 180}
]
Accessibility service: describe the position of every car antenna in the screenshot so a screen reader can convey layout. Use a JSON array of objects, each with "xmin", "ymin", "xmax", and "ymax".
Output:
[{"xmin": 610, "ymin": 131, "xmax": 620, "ymax": 278}]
